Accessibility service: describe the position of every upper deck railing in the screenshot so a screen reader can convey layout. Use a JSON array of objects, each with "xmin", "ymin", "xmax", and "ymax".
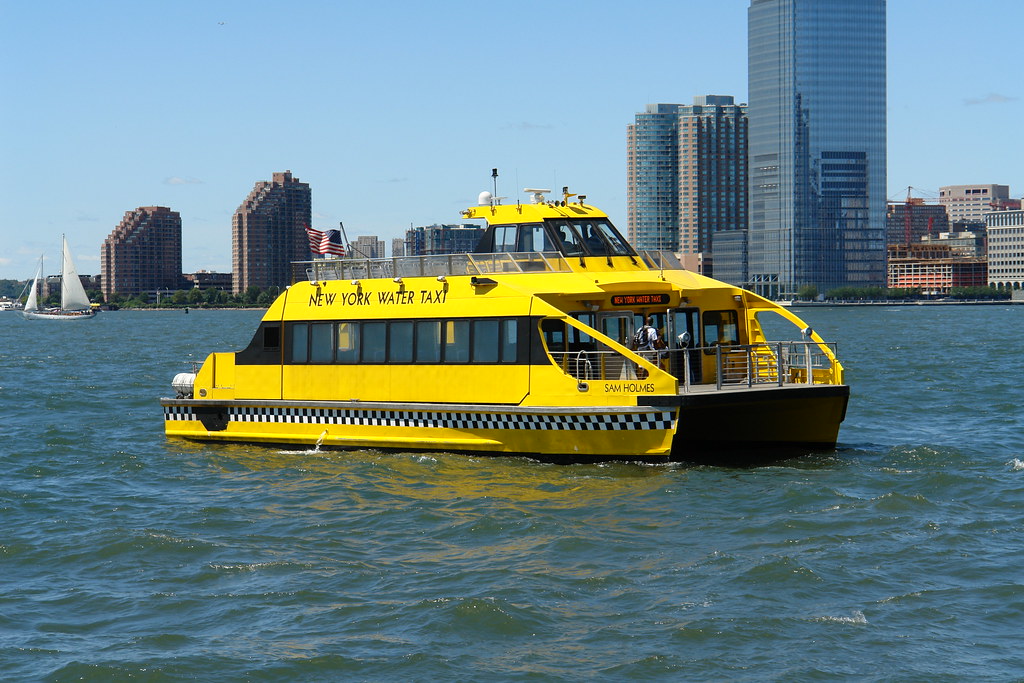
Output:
[{"xmin": 293, "ymin": 250, "xmax": 684, "ymax": 283}]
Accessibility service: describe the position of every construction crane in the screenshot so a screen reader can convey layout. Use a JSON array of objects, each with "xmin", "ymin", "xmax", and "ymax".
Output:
[{"xmin": 900, "ymin": 186, "xmax": 937, "ymax": 245}]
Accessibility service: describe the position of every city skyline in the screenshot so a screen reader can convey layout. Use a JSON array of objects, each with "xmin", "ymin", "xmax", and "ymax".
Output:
[{"xmin": 1, "ymin": 0, "xmax": 1021, "ymax": 281}]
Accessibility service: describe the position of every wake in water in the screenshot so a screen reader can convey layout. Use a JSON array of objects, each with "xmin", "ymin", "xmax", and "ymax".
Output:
[
  {"xmin": 276, "ymin": 430, "xmax": 329, "ymax": 455},
  {"xmin": 813, "ymin": 610, "xmax": 868, "ymax": 625},
  {"xmin": 1009, "ymin": 458, "xmax": 1024, "ymax": 472}
]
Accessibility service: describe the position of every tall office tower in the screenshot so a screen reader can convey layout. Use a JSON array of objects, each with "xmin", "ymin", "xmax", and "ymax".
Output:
[
  {"xmin": 101, "ymin": 206, "xmax": 182, "ymax": 301},
  {"xmin": 392, "ymin": 238, "xmax": 405, "ymax": 258},
  {"xmin": 939, "ymin": 184, "xmax": 1012, "ymax": 224},
  {"xmin": 626, "ymin": 97, "xmax": 748, "ymax": 268},
  {"xmin": 746, "ymin": 0, "xmax": 887, "ymax": 298},
  {"xmin": 232, "ymin": 170, "xmax": 311, "ymax": 294}
]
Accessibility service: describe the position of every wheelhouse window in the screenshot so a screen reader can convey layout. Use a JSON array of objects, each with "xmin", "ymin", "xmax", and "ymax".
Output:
[
  {"xmin": 493, "ymin": 224, "xmax": 518, "ymax": 253},
  {"xmin": 518, "ymin": 225, "xmax": 556, "ymax": 252},
  {"xmin": 550, "ymin": 222, "xmax": 585, "ymax": 255},
  {"xmin": 546, "ymin": 219, "xmax": 635, "ymax": 257}
]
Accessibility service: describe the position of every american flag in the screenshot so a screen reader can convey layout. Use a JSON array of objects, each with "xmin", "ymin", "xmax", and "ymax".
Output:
[{"xmin": 305, "ymin": 226, "xmax": 346, "ymax": 256}]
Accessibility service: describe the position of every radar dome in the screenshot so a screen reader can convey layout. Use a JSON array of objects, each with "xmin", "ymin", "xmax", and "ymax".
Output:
[{"xmin": 478, "ymin": 191, "xmax": 493, "ymax": 206}]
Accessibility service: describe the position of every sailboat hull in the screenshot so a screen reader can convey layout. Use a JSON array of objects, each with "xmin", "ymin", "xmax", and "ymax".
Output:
[{"xmin": 23, "ymin": 309, "xmax": 97, "ymax": 320}]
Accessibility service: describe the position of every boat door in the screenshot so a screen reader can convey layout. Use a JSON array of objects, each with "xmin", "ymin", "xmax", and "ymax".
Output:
[
  {"xmin": 668, "ymin": 308, "xmax": 702, "ymax": 385},
  {"xmin": 597, "ymin": 311, "xmax": 636, "ymax": 380}
]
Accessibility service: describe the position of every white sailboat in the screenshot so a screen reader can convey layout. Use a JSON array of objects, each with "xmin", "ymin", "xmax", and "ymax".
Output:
[{"xmin": 23, "ymin": 235, "xmax": 97, "ymax": 320}]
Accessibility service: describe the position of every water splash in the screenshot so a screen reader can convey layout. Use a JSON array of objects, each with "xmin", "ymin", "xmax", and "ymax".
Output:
[{"xmin": 814, "ymin": 610, "xmax": 868, "ymax": 625}]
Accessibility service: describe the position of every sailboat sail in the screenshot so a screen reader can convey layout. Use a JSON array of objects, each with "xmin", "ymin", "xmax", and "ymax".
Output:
[
  {"xmin": 60, "ymin": 236, "xmax": 91, "ymax": 311},
  {"xmin": 25, "ymin": 258, "xmax": 42, "ymax": 312},
  {"xmin": 22, "ymin": 236, "xmax": 96, "ymax": 320}
]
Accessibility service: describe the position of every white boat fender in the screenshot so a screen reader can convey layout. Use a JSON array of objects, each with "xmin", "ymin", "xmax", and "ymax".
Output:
[{"xmin": 172, "ymin": 372, "xmax": 197, "ymax": 399}]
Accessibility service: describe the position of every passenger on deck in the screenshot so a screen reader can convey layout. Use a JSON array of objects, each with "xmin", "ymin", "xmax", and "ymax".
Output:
[{"xmin": 634, "ymin": 317, "xmax": 659, "ymax": 378}]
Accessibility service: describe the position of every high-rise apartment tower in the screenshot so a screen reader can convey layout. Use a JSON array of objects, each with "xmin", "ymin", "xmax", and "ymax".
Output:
[
  {"xmin": 745, "ymin": 0, "xmax": 887, "ymax": 297},
  {"xmin": 626, "ymin": 96, "xmax": 748, "ymax": 272},
  {"xmin": 100, "ymin": 206, "xmax": 182, "ymax": 301},
  {"xmin": 232, "ymin": 170, "xmax": 311, "ymax": 293}
]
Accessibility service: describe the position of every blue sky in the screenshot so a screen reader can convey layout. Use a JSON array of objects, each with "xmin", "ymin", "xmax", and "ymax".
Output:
[{"xmin": 1, "ymin": 0, "xmax": 1020, "ymax": 281}]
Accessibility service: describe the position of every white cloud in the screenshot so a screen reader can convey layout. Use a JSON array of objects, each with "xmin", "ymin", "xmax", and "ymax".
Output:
[{"xmin": 964, "ymin": 93, "xmax": 1017, "ymax": 106}]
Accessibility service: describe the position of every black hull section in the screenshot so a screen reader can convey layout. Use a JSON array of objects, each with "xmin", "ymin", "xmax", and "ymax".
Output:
[{"xmin": 642, "ymin": 384, "xmax": 850, "ymax": 466}]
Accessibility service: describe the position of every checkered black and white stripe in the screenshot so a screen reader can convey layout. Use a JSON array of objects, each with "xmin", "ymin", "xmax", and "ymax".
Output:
[{"xmin": 164, "ymin": 405, "xmax": 675, "ymax": 431}]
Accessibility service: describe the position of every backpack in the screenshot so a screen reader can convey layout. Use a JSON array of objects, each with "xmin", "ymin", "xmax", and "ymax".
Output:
[{"xmin": 632, "ymin": 325, "xmax": 650, "ymax": 349}]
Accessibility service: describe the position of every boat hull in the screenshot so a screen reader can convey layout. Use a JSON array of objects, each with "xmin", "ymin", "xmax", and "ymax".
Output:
[
  {"xmin": 23, "ymin": 309, "xmax": 97, "ymax": 321},
  {"xmin": 162, "ymin": 384, "xmax": 848, "ymax": 466},
  {"xmin": 644, "ymin": 384, "xmax": 850, "ymax": 466}
]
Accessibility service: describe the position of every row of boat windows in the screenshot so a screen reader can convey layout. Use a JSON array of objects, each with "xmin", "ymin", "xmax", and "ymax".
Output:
[{"xmin": 287, "ymin": 319, "xmax": 520, "ymax": 365}]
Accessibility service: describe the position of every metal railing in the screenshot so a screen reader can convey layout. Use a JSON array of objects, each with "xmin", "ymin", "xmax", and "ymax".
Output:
[
  {"xmin": 293, "ymin": 249, "xmax": 686, "ymax": 283},
  {"xmin": 547, "ymin": 341, "xmax": 839, "ymax": 391},
  {"xmin": 296, "ymin": 251, "xmax": 577, "ymax": 283}
]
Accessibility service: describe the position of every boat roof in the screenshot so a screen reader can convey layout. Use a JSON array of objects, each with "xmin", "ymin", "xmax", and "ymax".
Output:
[
  {"xmin": 460, "ymin": 191, "xmax": 609, "ymax": 224},
  {"xmin": 296, "ymin": 188, "xmax": 685, "ymax": 284}
]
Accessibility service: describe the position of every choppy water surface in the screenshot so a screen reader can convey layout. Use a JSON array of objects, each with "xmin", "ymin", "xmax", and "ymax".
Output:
[{"xmin": 2, "ymin": 307, "xmax": 1023, "ymax": 681}]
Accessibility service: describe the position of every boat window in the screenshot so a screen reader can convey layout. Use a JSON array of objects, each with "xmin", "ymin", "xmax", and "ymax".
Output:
[
  {"xmin": 289, "ymin": 323, "xmax": 309, "ymax": 363},
  {"xmin": 282, "ymin": 317, "xmax": 524, "ymax": 365},
  {"xmin": 493, "ymin": 224, "xmax": 518, "ymax": 253},
  {"xmin": 570, "ymin": 219, "xmax": 634, "ymax": 256},
  {"xmin": 415, "ymin": 320, "xmax": 441, "ymax": 362},
  {"xmin": 549, "ymin": 221, "xmax": 585, "ymax": 256},
  {"xmin": 362, "ymin": 322, "xmax": 387, "ymax": 362},
  {"xmin": 670, "ymin": 309, "xmax": 700, "ymax": 348},
  {"xmin": 501, "ymin": 319, "xmax": 517, "ymax": 363},
  {"xmin": 336, "ymin": 322, "xmax": 359, "ymax": 363},
  {"xmin": 444, "ymin": 320, "xmax": 470, "ymax": 362},
  {"xmin": 389, "ymin": 321, "xmax": 414, "ymax": 362},
  {"xmin": 309, "ymin": 322, "xmax": 334, "ymax": 363},
  {"xmin": 518, "ymin": 225, "xmax": 554, "ymax": 252},
  {"xmin": 753, "ymin": 310, "xmax": 805, "ymax": 342},
  {"xmin": 473, "ymin": 319, "xmax": 500, "ymax": 363},
  {"xmin": 702, "ymin": 310, "xmax": 739, "ymax": 353},
  {"xmin": 541, "ymin": 319, "xmax": 567, "ymax": 353},
  {"xmin": 262, "ymin": 324, "xmax": 280, "ymax": 350},
  {"xmin": 600, "ymin": 315, "xmax": 632, "ymax": 347}
]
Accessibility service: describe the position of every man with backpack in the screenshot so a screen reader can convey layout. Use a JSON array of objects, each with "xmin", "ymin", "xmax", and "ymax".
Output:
[
  {"xmin": 633, "ymin": 316, "xmax": 659, "ymax": 352},
  {"xmin": 633, "ymin": 316, "xmax": 660, "ymax": 378}
]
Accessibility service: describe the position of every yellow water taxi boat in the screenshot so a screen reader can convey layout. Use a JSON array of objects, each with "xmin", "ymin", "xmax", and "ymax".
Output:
[{"xmin": 161, "ymin": 187, "xmax": 848, "ymax": 465}]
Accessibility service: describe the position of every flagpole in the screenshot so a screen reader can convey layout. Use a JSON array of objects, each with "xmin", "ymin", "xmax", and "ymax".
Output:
[{"xmin": 338, "ymin": 221, "xmax": 352, "ymax": 259}]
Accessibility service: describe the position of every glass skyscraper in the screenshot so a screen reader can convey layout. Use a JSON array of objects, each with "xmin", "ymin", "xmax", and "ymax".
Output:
[{"xmin": 746, "ymin": 0, "xmax": 886, "ymax": 298}]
